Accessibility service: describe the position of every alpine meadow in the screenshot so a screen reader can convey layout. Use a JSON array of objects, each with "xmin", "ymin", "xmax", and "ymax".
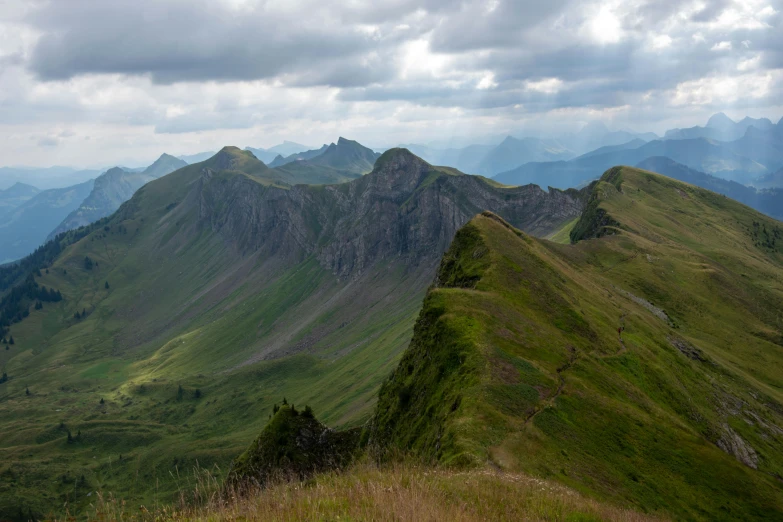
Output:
[{"xmin": 1, "ymin": 1, "xmax": 782, "ymax": 521}]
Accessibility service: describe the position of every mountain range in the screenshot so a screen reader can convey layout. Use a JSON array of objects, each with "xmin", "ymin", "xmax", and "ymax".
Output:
[
  {"xmin": 494, "ymin": 117, "xmax": 783, "ymax": 189},
  {"xmin": 244, "ymin": 141, "xmax": 311, "ymax": 164},
  {"xmin": 48, "ymin": 154, "xmax": 188, "ymax": 239},
  {"xmin": 0, "ymin": 147, "xmax": 583, "ymax": 515}
]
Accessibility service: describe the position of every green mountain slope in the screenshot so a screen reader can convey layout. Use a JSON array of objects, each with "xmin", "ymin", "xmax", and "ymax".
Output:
[
  {"xmin": 0, "ymin": 148, "xmax": 584, "ymax": 516},
  {"xmin": 373, "ymin": 166, "xmax": 783, "ymax": 520}
]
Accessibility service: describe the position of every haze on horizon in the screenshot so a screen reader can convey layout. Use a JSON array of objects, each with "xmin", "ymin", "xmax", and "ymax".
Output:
[{"xmin": 0, "ymin": 0, "xmax": 781, "ymax": 168}]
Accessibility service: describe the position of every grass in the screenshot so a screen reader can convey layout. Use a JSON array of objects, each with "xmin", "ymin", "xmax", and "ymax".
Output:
[
  {"xmin": 373, "ymin": 167, "xmax": 783, "ymax": 520},
  {"xmin": 70, "ymin": 462, "xmax": 665, "ymax": 522}
]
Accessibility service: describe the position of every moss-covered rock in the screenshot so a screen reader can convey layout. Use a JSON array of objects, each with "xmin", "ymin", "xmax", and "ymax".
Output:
[{"xmin": 227, "ymin": 405, "xmax": 360, "ymax": 488}]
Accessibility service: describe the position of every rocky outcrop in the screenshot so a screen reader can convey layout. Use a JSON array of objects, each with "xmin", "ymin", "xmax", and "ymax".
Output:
[
  {"xmin": 196, "ymin": 148, "xmax": 587, "ymax": 278},
  {"xmin": 228, "ymin": 404, "xmax": 360, "ymax": 488}
]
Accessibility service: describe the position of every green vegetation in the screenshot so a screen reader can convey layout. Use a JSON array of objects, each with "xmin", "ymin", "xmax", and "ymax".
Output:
[
  {"xmin": 228, "ymin": 404, "xmax": 360, "ymax": 488},
  {"xmin": 373, "ymin": 167, "xmax": 783, "ymax": 520}
]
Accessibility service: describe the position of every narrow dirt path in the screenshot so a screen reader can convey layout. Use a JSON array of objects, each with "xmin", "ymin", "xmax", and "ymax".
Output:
[{"xmin": 525, "ymin": 347, "xmax": 577, "ymax": 425}]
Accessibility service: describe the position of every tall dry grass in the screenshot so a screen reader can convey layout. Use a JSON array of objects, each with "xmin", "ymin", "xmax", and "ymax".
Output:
[{"xmin": 72, "ymin": 462, "xmax": 666, "ymax": 522}]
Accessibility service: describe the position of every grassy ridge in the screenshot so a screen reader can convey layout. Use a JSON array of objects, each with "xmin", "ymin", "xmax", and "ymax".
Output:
[{"xmin": 373, "ymin": 167, "xmax": 783, "ymax": 520}]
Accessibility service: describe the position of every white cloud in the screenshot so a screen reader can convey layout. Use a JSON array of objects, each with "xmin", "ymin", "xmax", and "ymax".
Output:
[{"xmin": 711, "ymin": 41, "xmax": 733, "ymax": 51}]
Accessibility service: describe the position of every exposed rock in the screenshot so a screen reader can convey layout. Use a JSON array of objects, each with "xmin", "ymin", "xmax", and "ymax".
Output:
[{"xmin": 716, "ymin": 424, "xmax": 759, "ymax": 469}]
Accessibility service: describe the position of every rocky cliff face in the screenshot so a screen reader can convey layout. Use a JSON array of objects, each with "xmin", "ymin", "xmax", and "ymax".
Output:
[{"xmin": 195, "ymin": 149, "xmax": 587, "ymax": 278}]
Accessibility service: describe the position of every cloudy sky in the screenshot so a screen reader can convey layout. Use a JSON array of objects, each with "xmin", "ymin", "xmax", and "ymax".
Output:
[{"xmin": 0, "ymin": 0, "xmax": 781, "ymax": 167}]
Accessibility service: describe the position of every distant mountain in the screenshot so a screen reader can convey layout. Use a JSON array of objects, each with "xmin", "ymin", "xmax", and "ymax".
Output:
[
  {"xmin": 665, "ymin": 112, "xmax": 776, "ymax": 141},
  {"xmin": 561, "ymin": 122, "xmax": 658, "ymax": 155},
  {"xmin": 398, "ymin": 143, "xmax": 494, "ymax": 173},
  {"xmin": 576, "ymin": 139, "xmax": 647, "ymax": 159},
  {"xmin": 139, "ymin": 153, "xmax": 187, "ymax": 178},
  {"xmin": 727, "ymin": 126, "xmax": 783, "ymax": 173},
  {"xmin": 470, "ymin": 136, "xmax": 575, "ymax": 176},
  {"xmin": 245, "ymin": 141, "xmax": 311, "ymax": 164},
  {"xmin": 270, "ymin": 138, "xmax": 380, "ymax": 184},
  {"xmin": 494, "ymin": 137, "xmax": 768, "ymax": 189},
  {"xmin": 0, "ymin": 166, "xmax": 100, "ymax": 190},
  {"xmin": 753, "ymin": 166, "xmax": 783, "ymax": 189},
  {"xmin": 49, "ymin": 153, "xmax": 187, "ymax": 238},
  {"xmin": 637, "ymin": 157, "xmax": 783, "ymax": 221},
  {"xmin": 0, "ymin": 182, "xmax": 40, "ymax": 214},
  {"xmin": 269, "ymin": 145, "xmax": 329, "ymax": 167},
  {"xmin": 307, "ymin": 137, "xmax": 380, "ymax": 173},
  {"xmin": 178, "ymin": 151, "xmax": 217, "ymax": 164},
  {"xmin": 0, "ymin": 179, "xmax": 94, "ymax": 263}
]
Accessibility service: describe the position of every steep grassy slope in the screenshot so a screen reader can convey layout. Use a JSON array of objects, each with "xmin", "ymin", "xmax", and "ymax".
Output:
[
  {"xmin": 0, "ymin": 148, "xmax": 583, "ymax": 517},
  {"xmin": 637, "ymin": 156, "xmax": 783, "ymax": 220},
  {"xmin": 373, "ymin": 167, "xmax": 783, "ymax": 520}
]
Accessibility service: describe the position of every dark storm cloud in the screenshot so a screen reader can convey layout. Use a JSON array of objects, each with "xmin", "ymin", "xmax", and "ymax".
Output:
[{"xmin": 25, "ymin": 0, "xmax": 411, "ymax": 85}]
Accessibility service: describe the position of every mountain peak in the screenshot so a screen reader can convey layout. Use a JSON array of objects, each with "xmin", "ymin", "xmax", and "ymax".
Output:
[
  {"xmin": 706, "ymin": 112, "xmax": 734, "ymax": 128},
  {"xmin": 580, "ymin": 121, "xmax": 610, "ymax": 136},
  {"xmin": 205, "ymin": 146, "xmax": 268, "ymax": 173}
]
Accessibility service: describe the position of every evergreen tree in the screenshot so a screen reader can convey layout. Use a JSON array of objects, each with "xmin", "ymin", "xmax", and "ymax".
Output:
[
  {"xmin": 84, "ymin": 257, "xmax": 93, "ymax": 270},
  {"xmin": 67, "ymin": 430, "xmax": 73, "ymax": 443},
  {"xmin": 74, "ymin": 311, "xmax": 81, "ymax": 320},
  {"xmin": 105, "ymin": 281, "xmax": 110, "ymax": 289},
  {"xmin": 8, "ymin": 336, "xmax": 13, "ymax": 345},
  {"xmin": 26, "ymin": 387, "xmax": 30, "ymax": 396},
  {"xmin": 100, "ymin": 397, "xmax": 104, "ymax": 404},
  {"xmin": 194, "ymin": 389, "xmax": 201, "ymax": 399},
  {"xmin": 0, "ymin": 372, "xmax": 7, "ymax": 383},
  {"xmin": 177, "ymin": 384, "xmax": 184, "ymax": 400}
]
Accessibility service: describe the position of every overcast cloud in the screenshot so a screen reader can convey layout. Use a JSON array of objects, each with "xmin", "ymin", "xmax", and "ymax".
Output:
[{"xmin": 0, "ymin": 0, "xmax": 780, "ymax": 166}]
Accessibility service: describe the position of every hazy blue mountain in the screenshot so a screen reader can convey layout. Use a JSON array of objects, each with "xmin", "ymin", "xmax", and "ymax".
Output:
[
  {"xmin": 470, "ymin": 136, "xmax": 575, "ymax": 176},
  {"xmin": 753, "ymin": 166, "xmax": 783, "ymax": 189},
  {"xmin": 727, "ymin": 126, "xmax": 783, "ymax": 173},
  {"xmin": 398, "ymin": 143, "xmax": 494, "ymax": 173},
  {"xmin": 0, "ymin": 166, "xmax": 100, "ymax": 190},
  {"xmin": 494, "ymin": 137, "xmax": 768, "ymax": 188},
  {"xmin": 561, "ymin": 122, "xmax": 658, "ymax": 154},
  {"xmin": 570, "ymin": 139, "xmax": 647, "ymax": 160},
  {"xmin": 269, "ymin": 144, "xmax": 329, "ymax": 167},
  {"xmin": 50, "ymin": 154, "xmax": 186, "ymax": 237},
  {"xmin": 0, "ymin": 179, "xmax": 95, "ymax": 263},
  {"xmin": 178, "ymin": 151, "xmax": 217, "ymax": 164},
  {"xmin": 637, "ymin": 156, "xmax": 783, "ymax": 221},
  {"xmin": 664, "ymin": 112, "xmax": 776, "ymax": 141},
  {"xmin": 0, "ymin": 182, "xmax": 40, "ymax": 214},
  {"xmin": 245, "ymin": 141, "xmax": 312, "ymax": 163}
]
